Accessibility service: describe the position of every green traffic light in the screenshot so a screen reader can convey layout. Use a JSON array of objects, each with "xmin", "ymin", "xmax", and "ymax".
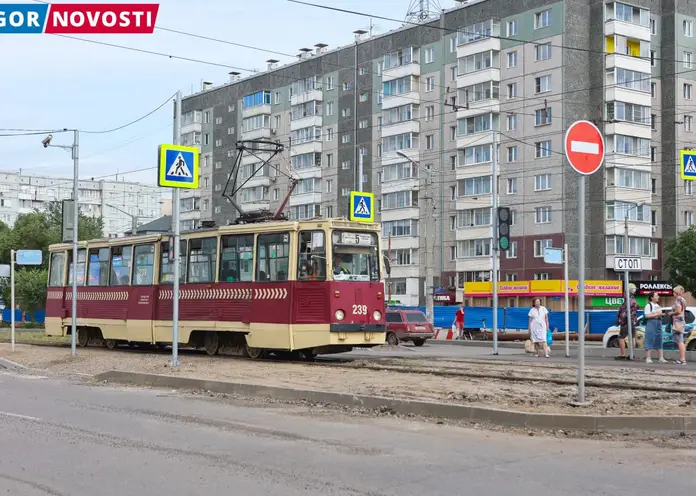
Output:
[{"xmin": 499, "ymin": 237, "xmax": 509, "ymax": 250}]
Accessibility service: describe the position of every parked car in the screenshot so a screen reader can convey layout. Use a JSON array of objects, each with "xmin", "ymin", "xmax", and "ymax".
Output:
[
  {"xmin": 385, "ymin": 310, "xmax": 434, "ymax": 346},
  {"xmin": 602, "ymin": 307, "xmax": 696, "ymax": 349}
]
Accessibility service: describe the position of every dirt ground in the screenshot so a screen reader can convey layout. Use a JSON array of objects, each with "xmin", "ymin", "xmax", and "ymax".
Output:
[{"xmin": 1, "ymin": 343, "xmax": 695, "ymax": 417}]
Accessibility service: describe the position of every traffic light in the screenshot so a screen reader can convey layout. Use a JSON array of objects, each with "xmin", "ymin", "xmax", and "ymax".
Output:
[{"xmin": 497, "ymin": 207, "xmax": 511, "ymax": 251}]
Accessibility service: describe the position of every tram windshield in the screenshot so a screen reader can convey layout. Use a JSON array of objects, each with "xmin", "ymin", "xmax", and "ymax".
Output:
[{"xmin": 331, "ymin": 231, "xmax": 380, "ymax": 282}]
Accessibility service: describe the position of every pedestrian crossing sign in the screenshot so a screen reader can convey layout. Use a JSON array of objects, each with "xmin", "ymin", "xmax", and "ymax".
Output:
[
  {"xmin": 349, "ymin": 191, "xmax": 374, "ymax": 223},
  {"xmin": 158, "ymin": 144, "xmax": 200, "ymax": 189},
  {"xmin": 681, "ymin": 150, "xmax": 696, "ymax": 181}
]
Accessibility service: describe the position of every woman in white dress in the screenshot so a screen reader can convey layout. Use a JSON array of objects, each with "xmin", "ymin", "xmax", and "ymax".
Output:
[{"xmin": 528, "ymin": 298, "xmax": 550, "ymax": 358}]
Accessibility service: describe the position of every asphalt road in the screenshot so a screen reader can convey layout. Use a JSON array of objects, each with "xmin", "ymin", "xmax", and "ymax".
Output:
[
  {"xmin": 343, "ymin": 342, "xmax": 696, "ymax": 370},
  {"xmin": 0, "ymin": 371, "xmax": 694, "ymax": 495}
]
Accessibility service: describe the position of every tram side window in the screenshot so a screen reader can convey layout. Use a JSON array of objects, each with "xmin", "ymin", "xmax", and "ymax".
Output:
[
  {"xmin": 188, "ymin": 237, "xmax": 217, "ymax": 283},
  {"xmin": 87, "ymin": 248, "xmax": 110, "ymax": 286},
  {"xmin": 297, "ymin": 230, "xmax": 326, "ymax": 281},
  {"xmin": 160, "ymin": 240, "xmax": 188, "ymax": 284},
  {"xmin": 256, "ymin": 232, "xmax": 290, "ymax": 282},
  {"xmin": 48, "ymin": 252, "xmax": 66, "ymax": 287},
  {"xmin": 220, "ymin": 235, "xmax": 254, "ymax": 282},
  {"xmin": 110, "ymin": 246, "xmax": 133, "ymax": 286},
  {"xmin": 133, "ymin": 244, "xmax": 156, "ymax": 285},
  {"xmin": 67, "ymin": 249, "xmax": 87, "ymax": 286}
]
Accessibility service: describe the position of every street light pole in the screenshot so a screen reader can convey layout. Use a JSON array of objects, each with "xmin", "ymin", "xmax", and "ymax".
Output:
[
  {"xmin": 106, "ymin": 203, "xmax": 139, "ymax": 235},
  {"xmin": 622, "ymin": 202, "xmax": 642, "ymax": 360},
  {"xmin": 43, "ymin": 130, "xmax": 79, "ymax": 357}
]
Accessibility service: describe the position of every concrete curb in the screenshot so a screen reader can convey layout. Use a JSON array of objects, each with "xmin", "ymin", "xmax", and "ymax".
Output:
[
  {"xmin": 0, "ymin": 357, "xmax": 28, "ymax": 370},
  {"xmin": 94, "ymin": 371, "xmax": 696, "ymax": 434}
]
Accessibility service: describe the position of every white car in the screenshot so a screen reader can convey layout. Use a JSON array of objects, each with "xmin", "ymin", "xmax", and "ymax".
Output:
[{"xmin": 603, "ymin": 307, "xmax": 696, "ymax": 348}]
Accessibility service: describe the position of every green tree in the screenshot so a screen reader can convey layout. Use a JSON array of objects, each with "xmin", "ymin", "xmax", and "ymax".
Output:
[
  {"xmin": 14, "ymin": 268, "xmax": 48, "ymax": 316},
  {"xmin": 664, "ymin": 226, "xmax": 696, "ymax": 293}
]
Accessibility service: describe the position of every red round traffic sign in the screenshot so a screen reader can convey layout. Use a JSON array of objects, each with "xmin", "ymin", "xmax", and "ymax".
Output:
[{"xmin": 564, "ymin": 120, "xmax": 605, "ymax": 175}]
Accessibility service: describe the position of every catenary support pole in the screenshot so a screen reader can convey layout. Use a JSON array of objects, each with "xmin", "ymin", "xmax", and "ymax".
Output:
[
  {"xmin": 491, "ymin": 127, "xmax": 499, "ymax": 355},
  {"xmin": 624, "ymin": 215, "xmax": 634, "ymax": 360},
  {"xmin": 71, "ymin": 130, "xmax": 79, "ymax": 357},
  {"xmin": 171, "ymin": 91, "xmax": 182, "ymax": 369},
  {"xmin": 564, "ymin": 243, "xmax": 570, "ymax": 357},
  {"xmin": 10, "ymin": 250, "xmax": 15, "ymax": 352}
]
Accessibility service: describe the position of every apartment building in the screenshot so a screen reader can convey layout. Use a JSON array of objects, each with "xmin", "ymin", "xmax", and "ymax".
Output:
[
  {"xmin": 0, "ymin": 171, "xmax": 163, "ymax": 237},
  {"xmin": 179, "ymin": 0, "xmax": 696, "ymax": 306}
]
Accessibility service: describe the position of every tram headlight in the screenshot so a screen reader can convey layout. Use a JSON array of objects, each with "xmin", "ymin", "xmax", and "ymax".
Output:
[
  {"xmin": 335, "ymin": 309, "xmax": 345, "ymax": 321},
  {"xmin": 373, "ymin": 310, "xmax": 382, "ymax": 321}
]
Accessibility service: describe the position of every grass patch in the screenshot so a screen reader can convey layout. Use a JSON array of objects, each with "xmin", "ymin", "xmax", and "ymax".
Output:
[{"xmin": 0, "ymin": 331, "xmax": 69, "ymax": 345}]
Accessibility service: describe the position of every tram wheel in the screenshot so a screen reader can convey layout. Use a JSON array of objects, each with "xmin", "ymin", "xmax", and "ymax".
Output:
[
  {"xmin": 105, "ymin": 339, "xmax": 118, "ymax": 350},
  {"xmin": 204, "ymin": 332, "xmax": 220, "ymax": 356},
  {"xmin": 77, "ymin": 328, "xmax": 89, "ymax": 348},
  {"xmin": 244, "ymin": 343, "xmax": 266, "ymax": 360}
]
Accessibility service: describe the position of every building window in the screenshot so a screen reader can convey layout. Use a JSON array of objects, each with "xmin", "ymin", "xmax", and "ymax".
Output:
[
  {"xmin": 650, "ymin": 242, "xmax": 658, "ymax": 260},
  {"xmin": 203, "ymin": 133, "xmax": 209, "ymax": 145},
  {"xmin": 215, "ymin": 116, "xmax": 222, "ymax": 124},
  {"xmin": 535, "ymin": 75, "xmax": 551, "ymax": 93},
  {"xmin": 534, "ymin": 239, "xmax": 553, "ymax": 257},
  {"xmin": 686, "ymin": 211, "xmax": 695, "ymax": 227},
  {"xmin": 425, "ymin": 77, "xmax": 435, "ymax": 92},
  {"xmin": 535, "ymin": 42, "xmax": 552, "ymax": 61},
  {"xmin": 534, "ymin": 173, "xmax": 551, "ymax": 190},
  {"xmin": 651, "ymin": 82, "xmax": 656, "ymax": 98},
  {"xmin": 426, "ymin": 105, "xmax": 435, "ymax": 121},
  {"xmin": 450, "ymin": 155, "xmax": 457, "ymax": 170},
  {"xmin": 507, "ymin": 83, "xmax": 517, "ymax": 99},
  {"xmin": 456, "ymin": 239, "xmax": 492, "ymax": 258},
  {"xmin": 507, "ymin": 146, "xmax": 517, "ymax": 162},
  {"xmin": 326, "ymin": 101, "xmax": 334, "ymax": 116},
  {"xmin": 686, "ymin": 116, "xmax": 693, "ymax": 132},
  {"xmin": 535, "ymin": 107, "xmax": 552, "ymax": 126},
  {"xmin": 652, "ymin": 178, "xmax": 657, "ymax": 193},
  {"xmin": 651, "ymin": 50, "xmax": 656, "ymax": 66},
  {"xmin": 686, "ymin": 52, "xmax": 693, "ymax": 69},
  {"xmin": 684, "ymin": 20, "xmax": 693, "ymax": 37},
  {"xmin": 450, "ymin": 66, "xmax": 457, "ymax": 81},
  {"xmin": 534, "ymin": 9, "xmax": 552, "ymax": 29},
  {"xmin": 507, "ymin": 241, "xmax": 518, "ymax": 259},
  {"xmin": 358, "ymin": 119, "xmax": 368, "ymax": 129},
  {"xmin": 215, "ymin": 161, "xmax": 222, "ymax": 169},
  {"xmin": 325, "ymin": 76, "xmax": 334, "ymax": 90},
  {"xmin": 535, "ymin": 206, "xmax": 552, "ymax": 224},
  {"xmin": 326, "ymin": 128, "xmax": 334, "ymax": 141},
  {"xmin": 342, "ymin": 81, "xmax": 351, "ymax": 91},
  {"xmin": 341, "ymin": 134, "xmax": 351, "ymax": 144},
  {"xmin": 685, "ymin": 180, "xmax": 693, "ymax": 195},
  {"xmin": 341, "ymin": 108, "xmax": 350, "ymax": 117},
  {"xmin": 534, "ymin": 273, "xmax": 551, "ymax": 280},
  {"xmin": 426, "ymin": 135, "xmax": 434, "ymax": 150},
  {"xmin": 424, "ymin": 47, "xmax": 434, "ymax": 63},
  {"xmin": 650, "ymin": 18, "xmax": 656, "ymax": 35},
  {"xmin": 507, "ymin": 178, "xmax": 517, "ymax": 194},
  {"xmin": 507, "ymin": 51, "xmax": 517, "ymax": 68},
  {"xmin": 650, "ymin": 114, "xmax": 656, "ymax": 130},
  {"xmin": 341, "ymin": 188, "xmax": 349, "ymax": 197},
  {"xmin": 535, "ymin": 140, "xmax": 552, "ymax": 158},
  {"xmin": 507, "ymin": 114, "xmax": 517, "ymax": 131},
  {"xmin": 215, "ymin": 139, "xmax": 222, "ymax": 147},
  {"xmin": 651, "ymin": 147, "xmax": 657, "ymax": 162},
  {"xmin": 359, "ymin": 92, "xmax": 369, "ymax": 102},
  {"xmin": 450, "ymin": 126, "xmax": 456, "ymax": 140},
  {"xmin": 449, "ymin": 37, "xmax": 456, "ymax": 52},
  {"xmin": 686, "ymin": 84, "xmax": 694, "ymax": 100},
  {"xmin": 507, "ymin": 20, "xmax": 518, "ymax": 36}
]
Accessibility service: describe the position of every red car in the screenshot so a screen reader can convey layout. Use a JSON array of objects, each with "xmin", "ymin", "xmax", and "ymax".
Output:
[{"xmin": 385, "ymin": 310, "xmax": 434, "ymax": 346}]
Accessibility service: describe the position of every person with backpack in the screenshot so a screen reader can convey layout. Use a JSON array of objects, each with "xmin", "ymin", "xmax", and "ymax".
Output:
[{"xmin": 615, "ymin": 283, "xmax": 638, "ymax": 360}]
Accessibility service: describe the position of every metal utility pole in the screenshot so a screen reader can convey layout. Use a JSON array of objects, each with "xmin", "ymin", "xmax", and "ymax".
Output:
[
  {"xmin": 577, "ymin": 176, "xmax": 586, "ymax": 403},
  {"xmin": 624, "ymin": 211, "xmax": 635, "ymax": 360},
  {"xmin": 106, "ymin": 203, "xmax": 138, "ymax": 235},
  {"xmin": 564, "ymin": 243, "xmax": 570, "ymax": 357},
  {"xmin": 10, "ymin": 250, "xmax": 15, "ymax": 353},
  {"xmin": 491, "ymin": 126, "xmax": 499, "ymax": 355},
  {"xmin": 172, "ymin": 91, "xmax": 182, "ymax": 369},
  {"xmin": 358, "ymin": 152, "xmax": 364, "ymax": 192}
]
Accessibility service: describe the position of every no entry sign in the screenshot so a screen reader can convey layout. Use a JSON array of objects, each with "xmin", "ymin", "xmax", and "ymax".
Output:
[{"xmin": 564, "ymin": 120, "xmax": 605, "ymax": 175}]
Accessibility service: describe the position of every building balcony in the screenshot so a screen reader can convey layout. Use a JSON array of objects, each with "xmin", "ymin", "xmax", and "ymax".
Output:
[
  {"xmin": 605, "ymin": 87, "xmax": 651, "ymax": 108},
  {"xmin": 456, "ymin": 130, "xmax": 495, "ymax": 149},
  {"xmin": 240, "ymin": 199, "xmax": 270, "ymax": 211},
  {"xmin": 380, "ymin": 178, "xmax": 419, "ymax": 194},
  {"xmin": 388, "ymin": 265, "xmax": 421, "ymax": 280},
  {"xmin": 241, "ymin": 175, "xmax": 271, "ymax": 188},
  {"xmin": 241, "ymin": 151, "xmax": 272, "ymax": 166},
  {"xmin": 181, "ymin": 122, "xmax": 202, "ymax": 135},
  {"xmin": 604, "ymin": 185, "xmax": 651, "ymax": 204},
  {"xmin": 295, "ymin": 167, "xmax": 322, "ymax": 180},
  {"xmin": 242, "ymin": 127, "xmax": 272, "ymax": 141},
  {"xmin": 605, "ymin": 120, "xmax": 652, "ymax": 140},
  {"xmin": 381, "ymin": 120, "xmax": 420, "ymax": 137},
  {"xmin": 456, "ymin": 196, "xmax": 492, "ymax": 211},
  {"xmin": 290, "ymin": 89, "xmax": 323, "ymax": 106},
  {"xmin": 242, "ymin": 104, "xmax": 272, "ymax": 119},
  {"xmin": 604, "ymin": 152, "xmax": 652, "ymax": 168},
  {"xmin": 382, "ymin": 62, "xmax": 421, "ymax": 81},
  {"xmin": 381, "ymin": 147, "xmax": 419, "ymax": 165},
  {"xmin": 605, "ymin": 19, "xmax": 651, "ymax": 42},
  {"xmin": 457, "ymin": 68, "xmax": 501, "ymax": 88},
  {"xmin": 605, "ymin": 219, "xmax": 653, "ymax": 238},
  {"xmin": 457, "ymin": 37, "xmax": 501, "ymax": 59},
  {"xmin": 605, "ymin": 255, "xmax": 653, "ymax": 271},
  {"xmin": 382, "ymin": 92, "xmax": 420, "ymax": 110},
  {"xmin": 382, "ymin": 235, "xmax": 420, "ymax": 250},
  {"xmin": 290, "ymin": 115, "xmax": 322, "ymax": 132},
  {"xmin": 455, "ymin": 258, "xmax": 492, "ymax": 273},
  {"xmin": 290, "ymin": 140, "xmax": 322, "ymax": 156},
  {"xmin": 605, "ymin": 53, "xmax": 651, "ymax": 74},
  {"xmin": 289, "ymin": 192, "xmax": 322, "ymax": 206},
  {"xmin": 456, "ymin": 163, "xmax": 495, "ymax": 180},
  {"xmin": 379, "ymin": 207, "xmax": 420, "ymax": 222},
  {"xmin": 455, "ymin": 226, "xmax": 491, "ymax": 241},
  {"xmin": 456, "ymin": 99, "xmax": 500, "ymax": 120}
]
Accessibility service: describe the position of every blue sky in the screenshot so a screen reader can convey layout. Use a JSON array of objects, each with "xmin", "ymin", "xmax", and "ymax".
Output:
[{"xmin": 1, "ymin": 0, "xmax": 436, "ymax": 187}]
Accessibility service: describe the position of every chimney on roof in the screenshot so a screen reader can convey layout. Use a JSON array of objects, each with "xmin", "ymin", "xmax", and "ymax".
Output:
[
  {"xmin": 228, "ymin": 71, "xmax": 241, "ymax": 82},
  {"xmin": 266, "ymin": 59, "xmax": 279, "ymax": 71},
  {"xmin": 298, "ymin": 47, "xmax": 312, "ymax": 60},
  {"xmin": 201, "ymin": 80, "xmax": 213, "ymax": 91},
  {"xmin": 353, "ymin": 29, "xmax": 368, "ymax": 41},
  {"xmin": 314, "ymin": 43, "xmax": 328, "ymax": 55}
]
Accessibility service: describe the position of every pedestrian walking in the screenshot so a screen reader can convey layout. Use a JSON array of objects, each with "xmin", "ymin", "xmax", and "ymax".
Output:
[
  {"xmin": 615, "ymin": 283, "xmax": 638, "ymax": 360},
  {"xmin": 528, "ymin": 298, "xmax": 549, "ymax": 358},
  {"xmin": 669, "ymin": 285, "xmax": 688, "ymax": 365},
  {"xmin": 644, "ymin": 292, "xmax": 666, "ymax": 364},
  {"xmin": 454, "ymin": 304, "xmax": 465, "ymax": 339}
]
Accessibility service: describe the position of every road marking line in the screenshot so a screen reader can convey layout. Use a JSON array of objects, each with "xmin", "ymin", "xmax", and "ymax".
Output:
[
  {"xmin": 0, "ymin": 411, "xmax": 42, "ymax": 422},
  {"xmin": 570, "ymin": 140, "xmax": 599, "ymax": 154}
]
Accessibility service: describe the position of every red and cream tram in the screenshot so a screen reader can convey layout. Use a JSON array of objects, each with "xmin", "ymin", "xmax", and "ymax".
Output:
[{"xmin": 45, "ymin": 218, "xmax": 388, "ymax": 358}]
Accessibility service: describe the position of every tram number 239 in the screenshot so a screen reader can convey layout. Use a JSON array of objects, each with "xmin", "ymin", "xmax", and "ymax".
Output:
[{"xmin": 352, "ymin": 304, "xmax": 368, "ymax": 315}]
